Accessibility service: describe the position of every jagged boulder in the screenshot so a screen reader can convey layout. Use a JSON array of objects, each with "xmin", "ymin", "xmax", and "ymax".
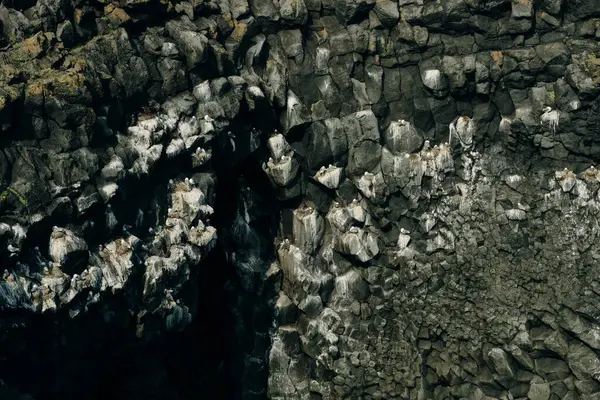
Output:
[
  {"xmin": 49, "ymin": 227, "xmax": 89, "ymax": 273},
  {"xmin": 385, "ymin": 119, "xmax": 424, "ymax": 154}
]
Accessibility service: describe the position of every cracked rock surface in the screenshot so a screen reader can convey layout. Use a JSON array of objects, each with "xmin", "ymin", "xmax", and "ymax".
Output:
[{"xmin": 1, "ymin": 0, "xmax": 600, "ymax": 399}]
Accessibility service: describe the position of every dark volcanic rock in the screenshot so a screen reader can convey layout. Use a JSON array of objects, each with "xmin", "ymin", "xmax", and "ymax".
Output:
[{"xmin": 1, "ymin": 0, "xmax": 600, "ymax": 400}]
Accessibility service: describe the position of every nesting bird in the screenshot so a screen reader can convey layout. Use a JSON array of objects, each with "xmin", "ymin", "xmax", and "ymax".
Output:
[
  {"xmin": 540, "ymin": 106, "xmax": 560, "ymax": 133},
  {"xmin": 228, "ymin": 132, "xmax": 236, "ymax": 152},
  {"xmin": 204, "ymin": 115, "xmax": 214, "ymax": 122}
]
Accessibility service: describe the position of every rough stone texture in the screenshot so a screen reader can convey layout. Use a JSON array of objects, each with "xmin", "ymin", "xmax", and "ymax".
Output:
[{"xmin": 1, "ymin": 0, "xmax": 600, "ymax": 399}]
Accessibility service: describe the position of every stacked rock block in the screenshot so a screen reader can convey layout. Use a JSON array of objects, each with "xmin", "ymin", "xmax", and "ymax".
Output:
[{"xmin": 0, "ymin": 0, "xmax": 599, "ymax": 399}]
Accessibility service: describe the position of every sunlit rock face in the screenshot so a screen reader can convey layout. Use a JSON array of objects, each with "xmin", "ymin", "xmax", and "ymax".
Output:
[
  {"xmin": 384, "ymin": 119, "xmax": 424, "ymax": 155},
  {"xmin": 2, "ymin": 0, "xmax": 600, "ymax": 399},
  {"xmin": 313, "ymin": 165, "xmax": 345, "ymax": 190}
]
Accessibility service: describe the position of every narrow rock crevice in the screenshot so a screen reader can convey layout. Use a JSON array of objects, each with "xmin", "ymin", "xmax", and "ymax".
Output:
[{"xmin": 212, "ymin": 146, "xmax": 282, "ymax": 400}]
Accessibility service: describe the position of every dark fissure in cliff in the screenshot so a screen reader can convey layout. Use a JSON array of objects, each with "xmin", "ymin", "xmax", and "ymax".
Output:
[
  {"xmin": 0, "ymin": 208, "xmax": 233, "ymax": 399},
  {"xmin": 0, "ymin": 111, "xmax": 278, "ymax": 400},
  {"xmin": 211, "ymin": 135, "xmax": 282, "ymax": 400}
]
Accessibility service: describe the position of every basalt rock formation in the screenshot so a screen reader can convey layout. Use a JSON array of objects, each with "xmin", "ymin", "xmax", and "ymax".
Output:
[{"xmin": 1, "ymin": 0, "xmax": 600, "ymax": 399}]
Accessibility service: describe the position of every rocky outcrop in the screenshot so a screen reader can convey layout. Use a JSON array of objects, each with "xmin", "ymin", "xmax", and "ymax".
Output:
[{"xmin": 1, "ymin": 0, "xmax": 600, "ymax": 399}]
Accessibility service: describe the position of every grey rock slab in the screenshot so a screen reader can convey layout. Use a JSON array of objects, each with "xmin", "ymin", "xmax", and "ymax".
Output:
[
  {"xmin": 279, "ymin": 0, "xmax": 308, "ymax": 25},
  {"xmin": 373, "ymin": 0, "xmax": 399, "ymax": 27},
  {"xmin": 165, "ymin": 19, "xmax": 210, "ymax": 69},
  {"xmin": 281, "ymin": 90, "xmax": 312, "ymax": 134},
  {"xmin": 385, "ymin": 119, "xmax": 424, "ymax": 154},
  {"xmin": 528, "ymin": 381, "xmax": 550, "ymax": 400}
]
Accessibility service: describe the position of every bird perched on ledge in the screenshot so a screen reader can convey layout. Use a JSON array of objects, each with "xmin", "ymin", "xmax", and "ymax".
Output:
[{"xmin": 227, "ymin": 131, "xmax": 236, "ymax": 152}]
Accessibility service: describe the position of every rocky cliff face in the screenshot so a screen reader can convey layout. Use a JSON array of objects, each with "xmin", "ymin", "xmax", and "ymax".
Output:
[{"xmin": 1, "ymin": 0, "xmax": 600, "ymax": 399}]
